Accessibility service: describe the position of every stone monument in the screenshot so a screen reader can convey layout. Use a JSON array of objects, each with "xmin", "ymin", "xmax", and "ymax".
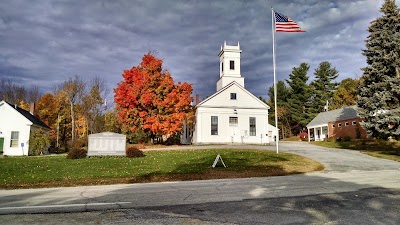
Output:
[{"xmin": 88, "ymin": 132, "xmax": 126, "ymax": 156}]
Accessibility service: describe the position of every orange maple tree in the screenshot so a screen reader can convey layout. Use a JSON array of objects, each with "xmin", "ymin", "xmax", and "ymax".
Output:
[{"xmin": 114, "ymin": 53, "xmax": 193, "ymax": 140}]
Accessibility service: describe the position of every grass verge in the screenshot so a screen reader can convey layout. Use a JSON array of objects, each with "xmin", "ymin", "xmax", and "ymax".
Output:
[
  {"xmin": 0, "ymin": 149, "xmax": 323, "ymax": 189},
  {"xmin": 311, "ymin": 140, "xmax": 400, "ymax": 162}
]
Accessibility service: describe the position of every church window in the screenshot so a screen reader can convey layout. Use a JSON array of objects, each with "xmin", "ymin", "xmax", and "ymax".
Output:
[
  {"xmin": 230, "ymin": 60, "xmax": 234, "ymax": 70},
  {"xmin": 230, "ymin": 93, "xmax": 237, "ymax": 100},
  {"xmin": 221, "ymin": 62, "xmax": 223, "ymax": 72},
  {"xmin": 211, "ymin": 116, "xmax": 218, "ymax": 135},
  {"xmin": 229, "ymin": 117, "xmax": 238, "ymax": 126},
  {"xmin": 249, "ymin": 117, "xmax": 256, "ymax": 136}
]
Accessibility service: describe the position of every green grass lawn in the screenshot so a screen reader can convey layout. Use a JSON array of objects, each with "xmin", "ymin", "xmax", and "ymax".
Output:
[
  {"xmin": 0, "ymin": 149, "xmax": 323, "ymax": 189},
  {"xmin": 311, "ymin": 140, "xmax": 400, "ymax": 162}
]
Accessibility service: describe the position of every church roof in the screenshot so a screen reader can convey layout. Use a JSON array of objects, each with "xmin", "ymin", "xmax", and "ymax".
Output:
[
  {"xmin": 196, "ymin": 81, "xmax": 270, "ymax": 109},
  {"xmin": 307, "ymin": 105, "xmax": 360, "ymax": 128}
]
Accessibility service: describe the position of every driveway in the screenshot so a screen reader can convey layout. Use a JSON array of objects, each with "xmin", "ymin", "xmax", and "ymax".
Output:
[
  {"xmin": 146, "ymin": 141, "xmax": 400, "ymax": 173},
  {"xmin": 1, "ymin": 142, "xmax": 399, "ymax": 224}
]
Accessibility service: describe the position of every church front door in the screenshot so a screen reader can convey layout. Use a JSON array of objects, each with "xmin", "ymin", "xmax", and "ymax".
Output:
[{"xmin": 229, "ymin": 126, "xmax": 240, "ymax": 143}]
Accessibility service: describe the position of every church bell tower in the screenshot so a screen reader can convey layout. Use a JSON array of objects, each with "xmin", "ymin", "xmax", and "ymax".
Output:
[{"xmin": 216, "ymin": 41, "xmax": 245, "ymax": 91}]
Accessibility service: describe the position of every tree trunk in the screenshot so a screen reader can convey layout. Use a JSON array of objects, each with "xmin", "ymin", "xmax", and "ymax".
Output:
[
  {"xmin": 70, "ymin": 101, "xmax": 75, "ymax": 144},
  {"xmin": 57, "ymin": 114, "xmax": 60, "ymax": 147}
]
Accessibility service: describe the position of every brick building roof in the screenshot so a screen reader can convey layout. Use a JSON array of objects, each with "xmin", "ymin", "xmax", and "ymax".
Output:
[{"xmin": 307, "ymin": 105, "xmax": 360, "ymax": 128}]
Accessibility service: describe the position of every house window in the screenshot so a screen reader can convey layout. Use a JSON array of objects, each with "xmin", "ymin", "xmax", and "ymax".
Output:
[
  {"xmin": 229, "ymin": 117, "xmax": 238, "ymax": 126},
  {"xmin": 249, "ymin": 117, "xmax": 256, "ymax": 136},
  {"xmin": 10, "ymin": 131, "xmax": 19, "ymax": 147},
  {"xmin": 345, "ymin": 122, "xmax": 349, "ymax": 127},
  {"xmin": 332, "ymin": 124, "xmax": 335, "ymax": 128},
  {"xmin": 230, "ymin": 60, "xmax": 235, "ymax": 70},
  {"xmin": 352, "ymin": 121, "xmax": 357, "ymax": 126},
  {"xmin": 338, "ymin": 123, "xmax": 342, "ymax": 128},
  {"xmin": 211, "ymin": 116, "xmax": 218, "ymax": 135},
  {"xmin": 230, "ymin": 93, "xmax": 237, "ymax": 100}
]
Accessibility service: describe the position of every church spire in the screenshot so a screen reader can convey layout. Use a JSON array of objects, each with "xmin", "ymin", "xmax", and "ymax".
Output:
[{"xmin": 216, "ymin": 41, "xmax": 244, "ymax": 91}]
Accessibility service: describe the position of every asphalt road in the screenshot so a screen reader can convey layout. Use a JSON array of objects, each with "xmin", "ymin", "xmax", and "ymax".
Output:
[{"xmin": 1, "ymin": 142, "xmax": 399, "ymax": 224}]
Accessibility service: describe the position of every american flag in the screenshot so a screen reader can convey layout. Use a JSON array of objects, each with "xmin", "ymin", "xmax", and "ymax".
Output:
[{"xmin": 274, "ymin": 11, "xmax": 305, "ymax": 32}]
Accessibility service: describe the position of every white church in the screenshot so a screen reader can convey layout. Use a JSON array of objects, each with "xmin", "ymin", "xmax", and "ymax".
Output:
[{"xmin": 183, "ymin": 42, "xmax": 278, "ymax": 145}]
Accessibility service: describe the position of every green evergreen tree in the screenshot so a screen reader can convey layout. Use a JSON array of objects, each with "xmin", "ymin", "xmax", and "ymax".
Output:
[
  {"xmin": 267, "ymin": 81, "xmax": 292, "ymax": 137},
  {"xmin": 358, "ymin": 0, "xmax": 400, "ymax": 139},
  {"xmin": 310, "ymin": 61, "xmax": 339, "ymax": 113},
  {"xmin": 268, "ymin": 81, "xmax": 290, "ymax": 107},
  {"xmin": 286, "ymin": 63, "xmax": 311, "ymax": 134}
]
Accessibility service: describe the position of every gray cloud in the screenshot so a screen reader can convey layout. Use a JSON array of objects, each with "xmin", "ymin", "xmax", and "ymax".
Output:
[{"xmin": 0, "ymin": 0, "xmax": 393, "ymax": 103}]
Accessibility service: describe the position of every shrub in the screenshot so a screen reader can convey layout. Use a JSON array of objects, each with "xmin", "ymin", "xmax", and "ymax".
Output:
[
  {"xmin": 326, "ymin": 137, "xmax": 335, "ymax": 142},
  {"xmin": 299, "ymin": 132, "xmax": 308, "ymax": 141},
  {"xmin": 126, "ymin": 130, "xmax": 150, "ymax": 144},
  {"xmin": 126, "ymin": 147, "xmax": 145, "ymax": 158},
  {"xmin": 29, "ymin": 129, "xmax": 51, "ymax": 156},
  {"xmin": 343, "ymin": 136, "xmax": 352, "ymax": 142},
  {"xmin": 67, "ymin": 147, "xmax": 87, "ymax": 159},
  {"xmin": 48, "ymin": 146, "xmax": 67, "ymax": 154},
  {"xmin": 67, "ymin": 139, "xmax": 87, "ymax": 149},
  {"xmin": 356, "ymin": 124, "xmax": 362, "ymax": 139}
]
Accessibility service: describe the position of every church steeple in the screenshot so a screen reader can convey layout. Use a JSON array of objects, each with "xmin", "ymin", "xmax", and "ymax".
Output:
[{"xmin": 216, "ymin": 41, "xmax": 244, "ymax": 91}]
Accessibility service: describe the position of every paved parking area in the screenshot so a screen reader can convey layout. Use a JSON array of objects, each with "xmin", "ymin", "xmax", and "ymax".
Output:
[{"xmin": 1, "ymin": 142, "xmax": 399, "ymax": 224}]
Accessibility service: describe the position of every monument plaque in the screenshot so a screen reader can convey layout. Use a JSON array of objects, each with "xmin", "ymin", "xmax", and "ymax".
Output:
[{"xmin": 88, "ymin": 132, "xmax": 126, "ymax": 156}]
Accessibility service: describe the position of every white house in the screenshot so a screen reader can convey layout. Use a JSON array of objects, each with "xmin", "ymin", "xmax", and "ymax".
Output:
[
  {"xmin": 0, "ymin": 101, "xmax": 50, "ymax": 156},
  {"xmin": 190, "ymin": 42, "xmax": 278, "ymax": 144}
]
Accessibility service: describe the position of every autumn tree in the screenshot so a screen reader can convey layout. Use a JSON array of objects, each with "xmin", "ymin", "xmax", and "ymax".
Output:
[
  {"xmin": 60, "ymin": 76, "xmax": 85, "ymax": 143},
  {"xmin": 114, "ymin": 53, "xmax": 193, "ymax": 142},
  {"xmin": 82, "ymin": 77, "xmax": 109, "ymax": 135},
  {"xmin": 103, "ymin": 111, "xmax": 121, "ymax": 133},
  {"xmin": 358, "ymin": 0, "xmax": 400, "ymax": 139},
  {"xmin": 331, "ymin": 78, "xmax": 360, "ymax": 110},
  {"xmin": 36, "ymin": 93, "xmax": 59, "ymax": 128},
  {"xmin": 36, "ymin": 91, "xmax": 70, "ymax": 148},
  {"xmin": 0, "ymin": 78, "xmax": 41, "ymax": 105}
]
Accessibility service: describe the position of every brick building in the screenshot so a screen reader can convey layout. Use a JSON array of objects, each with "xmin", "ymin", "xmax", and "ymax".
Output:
[{"xmin": 306, "ymin": 105, "xmax": 367, "ymax": 141}]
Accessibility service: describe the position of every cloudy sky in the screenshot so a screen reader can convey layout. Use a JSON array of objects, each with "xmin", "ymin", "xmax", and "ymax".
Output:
[{"xmin": 0, "ymin": 0, "xmax": 394, "ymax": 104}]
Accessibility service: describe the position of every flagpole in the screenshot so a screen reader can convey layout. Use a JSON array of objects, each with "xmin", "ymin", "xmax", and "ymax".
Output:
[{"xmin": 272, "ymin": 8, "xmax": 279, "ymax": 154}]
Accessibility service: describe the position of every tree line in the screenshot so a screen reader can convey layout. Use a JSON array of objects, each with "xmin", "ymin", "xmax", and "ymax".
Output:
[
  {"xmin": 0, "ymin": 53, "xmax": 194, "ymax": 150},
  {"xmin": 0, "ymin": 76, "xmax": 120, "ymax": 151},
  {"xmin": 1, "ymin": 0, "xmax": 398, "ymax": 149},
  {"xmin": 264, "ymin": 61, "xmax": 359, "ymax": 137},
  {"xmin": 265, "ymin": 0, "xmax": 400, "ymax": 140}
]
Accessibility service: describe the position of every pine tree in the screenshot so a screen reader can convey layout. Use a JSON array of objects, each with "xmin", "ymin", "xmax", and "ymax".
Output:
[
  {"xmin": 310, "ymin": 61, "xmax": 339, "ymax": 113},
  {"xmin": 267, "ymin": 81, "xmax": 292, "ymax": 137},
  {"xmin": 358, "ymin": 0, "xmax": 400, "ymax": 139},
  {"xmin": 286, "ymin": 63, "xmax": 311, "ymax": 134}
]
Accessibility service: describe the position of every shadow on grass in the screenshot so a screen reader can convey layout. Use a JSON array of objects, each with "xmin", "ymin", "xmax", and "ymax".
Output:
[
  {"xmin": 125, "ymin": 151, "xmax": 304, "ymax": 184},
  {"xmin": 0, "ymin": 150, "xmax": 321, "ymax": 189}
]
